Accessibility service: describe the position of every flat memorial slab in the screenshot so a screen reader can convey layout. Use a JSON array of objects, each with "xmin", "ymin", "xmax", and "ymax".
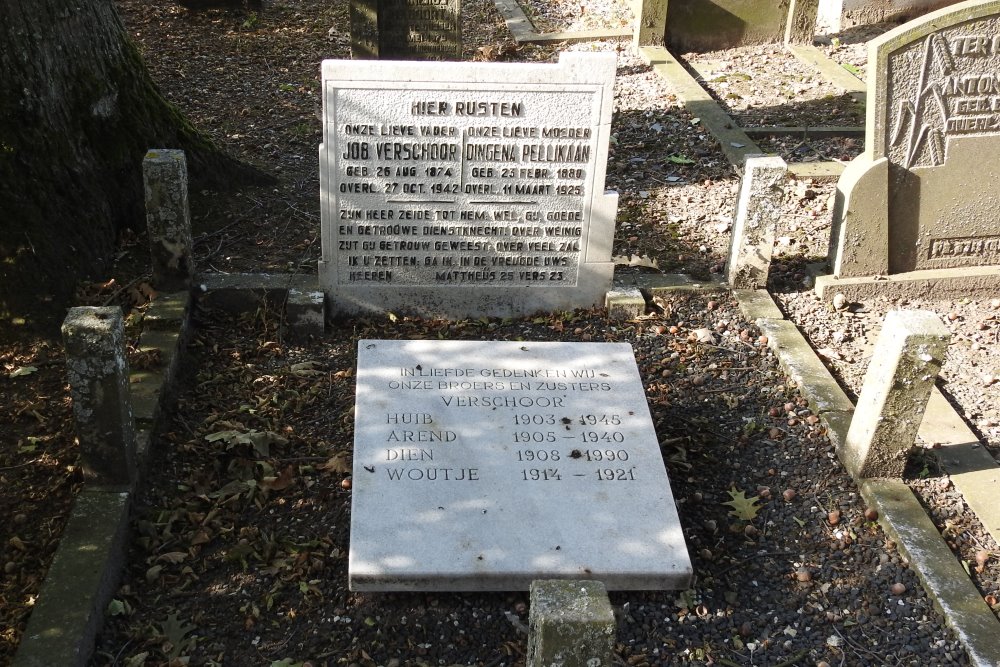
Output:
[{"xmin": 349, "ymin": 339, "xmax": 692, "ymax": 591}]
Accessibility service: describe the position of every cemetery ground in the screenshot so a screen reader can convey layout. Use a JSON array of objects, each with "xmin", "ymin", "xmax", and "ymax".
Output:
[{"xmin": 0, "ymin": 0, "xmax": 997, "ymax": 665}]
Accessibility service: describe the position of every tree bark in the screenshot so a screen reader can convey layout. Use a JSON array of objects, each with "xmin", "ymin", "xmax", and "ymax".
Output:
[{"xmin": 0, "ymin": 0, "xmax": 266, "ymax": 320}]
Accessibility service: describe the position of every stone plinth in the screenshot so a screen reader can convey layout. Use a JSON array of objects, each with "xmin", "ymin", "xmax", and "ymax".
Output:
[
  {"xmin": 349, "ymin": 339, "xmax": 692, "ymax": 591},
  {"xmin": 527, "ymin": 580, "xmax": 615, "ymax": 667},
  {"xmin": 62, "ymin": 307, "xmax": 137, "ymax": 486}
]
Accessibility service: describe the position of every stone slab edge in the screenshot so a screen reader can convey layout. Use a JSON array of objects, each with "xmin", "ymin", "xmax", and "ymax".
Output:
[
  {"xmin": 814, "ymin": 267, "xmax": 1000, "ymax": 301},
  {"xmin": 492, "ymin": 0, "xmax": 631, "ymax": 43},
  {"xmin": 12, "ymin": 294, "xmax": 194, "ymax": 667},
  {"xmin": 784, "ymin": 44, "xmax": 866, "ymax": 103},
  {"xmin": 12, "ymin": 490, "xmax": 131, "ymax": 667},
  {"xmin": 859, "ymin": 478, "xmax": 1000, "ymax": 667},
  {"xmin": 195, "ymin": 272, "xmax": 320, "ymax": 313},
  {"xmin": 614, "ymin": 273, "xmax": 726, "ymax": 292},
  {"xmin": 735, "ymin": 287, "xmax": 1000, "ymax": 665}
]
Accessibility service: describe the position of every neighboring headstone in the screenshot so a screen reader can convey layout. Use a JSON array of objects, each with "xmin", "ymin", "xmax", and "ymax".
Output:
[
  {"xmin": 62, "ymin": 307, "xmax": 137, "ymax": 486},
  {"xmin": 349, "ymin": 339, "xmax": 692, "ymax": 591},
  {"xmin": 816, "ymin": 0, "xmax": 965, "ymax": 34},
  {"xmin": 726, "ymin": 155, "xmax": 788, "ymax": 290},
  {"xmin": 349, "ymin": 0, "xmax": 461, "ymax": 60},
  {"xmin": 842, "ymin": 310, "xmax": 949, "ymax": 478},
  {"xmin": 663, "ymin": 0, "xmax": 818, "ymax": 51},
  {"xmin": 143, "ymin": 149, "xmax": 194, "ymax": 292},
  {"xmin": 319, "ymin": 53, "xmax": 619, "ymax": 318},
  {"xmin": 526, "ymin": 580, "xmax": 615, "ymax": 667},
  {"xmin": 820, "ymin": 0, "xmax": 1000, "ymax": 300}
]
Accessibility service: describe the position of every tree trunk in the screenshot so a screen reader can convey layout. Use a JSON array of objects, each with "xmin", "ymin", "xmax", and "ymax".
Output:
[{"xmin": 0, "ymin": 0, "xmax": 266, "ymax": 320}]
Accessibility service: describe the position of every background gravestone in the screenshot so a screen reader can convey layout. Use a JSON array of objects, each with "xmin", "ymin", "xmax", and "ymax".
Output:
[
  {"xmin": 318, "ymin": 52, "xmax": 619, "ymax": 318},
  {"xmin": 820, "ymin": 0, "xmax": 1000, "ymax": 299},
  {"xmin": 349, "ymin": 0, "xmax": 461, "ymax": 60}
]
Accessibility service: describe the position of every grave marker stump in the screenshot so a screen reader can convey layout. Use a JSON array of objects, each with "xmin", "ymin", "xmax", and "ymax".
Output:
[
  {"xmin": 143, "ymin": 149, "xmax": 194, "ymax": 292},
  {"xmin": 62, "ymin": 307, "xmax": 137, "ymax": 486},
  {"xmin": 842, "ymin": 310, "xmax": 950, "ymax": 478}
]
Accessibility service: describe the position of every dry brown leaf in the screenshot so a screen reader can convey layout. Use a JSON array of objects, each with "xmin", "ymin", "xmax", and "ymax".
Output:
[{"xmin": 319, "ymin": 452, "xmax": 351, "ymax": 474}]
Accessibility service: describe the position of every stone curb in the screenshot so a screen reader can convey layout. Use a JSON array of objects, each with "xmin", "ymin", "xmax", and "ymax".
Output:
[
  {"xmin": 12, "ymin": 293, "xmax": 193, "ymax": 667},
  {"xmin": 784, "ymin": 43, "xmax": 866, "ymax": 103},
  {"xmin": 492, "ymin": 0, "xmax": 631, "ymax": 44},
  {"xmin": 733, "ymin": 287, "xmax": 1000, "ymax": 667},
  {"xmin": 639, "ymin": 45, "xmax": 847, "ymax": 180}
]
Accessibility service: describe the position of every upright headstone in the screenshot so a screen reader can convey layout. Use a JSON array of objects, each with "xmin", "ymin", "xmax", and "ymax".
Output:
[
  {"xmin": 62, "ymin": 307, "xmax": 137, "ymax": 486},
  {"xmin": 143, "ymin": 149, "xmax": 195, "ymax": 292},
  {"xmin": 319, "ymin": 53, "xmax": 619, "ymax": 318},
  {"xmin": 348, "ymin": 339, "xmax": 692, "ymax": 591},
  {"xmin": 820, "ymin": 0, "xmax": 1000, "ymax": 300},
  {"xmin": 349, "ymin": 0, "xmax": 461, "ymax": 60},
  {"xmin": 663, "ymin": 0, "xmax": 817, "ymax": 51}
]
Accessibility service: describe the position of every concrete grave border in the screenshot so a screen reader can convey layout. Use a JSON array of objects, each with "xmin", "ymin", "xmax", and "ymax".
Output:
[
  {"xmin": 492, "ymin": 0, "xmax": 632, "ymax": 44},
  {"xmin": 15, "ymin": 271, "xmax": 1000, "ymax": 665}
]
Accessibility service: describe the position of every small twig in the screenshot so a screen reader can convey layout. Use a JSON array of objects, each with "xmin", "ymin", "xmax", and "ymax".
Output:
[
  {"xmin": 0, "ymin": 459, "xmax": 42, "ymax": 472},
  {"xmin": 772, "ymin": 648, "xmax": 810, "ymax": 667},
  {"xmin": 102, "ymin": 274, "xmax": 151, "ymax": 306}
]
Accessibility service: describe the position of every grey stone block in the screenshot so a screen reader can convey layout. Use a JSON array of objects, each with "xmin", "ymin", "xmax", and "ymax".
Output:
[
  {"xmin": 62, "ymin": 307, "xmax": 137, "ymax": 486},
  {"xmin": 527, "ymin": 580, "xmax": 615, "ymax": 667},
  {"xmin": 605, "ymin": 287, "xmax": 645, "ymax": 320},
  {"xmin": 287, "ymin": 289, "xmax": 326, "ymax": 337},
  {"xmin": 143, "ymin": 149, "xmax": 194, "ymax": 291}
]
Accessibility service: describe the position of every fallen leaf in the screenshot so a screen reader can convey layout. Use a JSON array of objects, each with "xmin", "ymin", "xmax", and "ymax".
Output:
[
  {"xmin": 261, "ymin": 465, "xmax": 295, "ymax": 492},
  {"xmin": 319, "ymin": 452, "xmax": 352, "ymax": 474},
  {"xmin": 723, "ymin": 486, "xmax": 761, "ymax": 521},
  {"xmin": 9, "ymin": 366, "xmax": 38, "ymax": 378},
  {"xmin": 157, "ymin": 551, "xmax": 188, "ymax": 564}
]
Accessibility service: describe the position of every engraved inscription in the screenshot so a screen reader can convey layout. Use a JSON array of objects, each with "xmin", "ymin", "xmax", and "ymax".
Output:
[
  {"xmin": 366, "ymin": 361, "xmax": 637, "ymax": 485},
  {"xmin": 887, "ymin": 20, "xmax": 1000, "ymax": 168},
  {"xmin": 929, "ymin": 235, "xmax": 1000, "ymax": 261},
  {"xmin": 327, "ymin": 86, "xmax": 601, "ymax": 287}
]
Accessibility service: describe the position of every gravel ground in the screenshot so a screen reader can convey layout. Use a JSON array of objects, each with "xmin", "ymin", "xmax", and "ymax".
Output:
[
  {"xmin": 92, "ymin": 295, "xmax": 972, "ymax": 666},
  {"xmin": 66, "ymin": 0, "xmax": 999, "ymax": 664},
  {"xmin": 679, "ymin": 46, "xmax": 866, "ymax": 129}
]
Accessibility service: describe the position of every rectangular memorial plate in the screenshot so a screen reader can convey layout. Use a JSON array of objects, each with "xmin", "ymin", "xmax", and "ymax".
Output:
[
  {"xmin": 319, "ymin": 53, "xmax": 618, "ymax": 318},
  {"xmin": 349, "ymin": 339, "xmax": 692, "ymax": 591}
]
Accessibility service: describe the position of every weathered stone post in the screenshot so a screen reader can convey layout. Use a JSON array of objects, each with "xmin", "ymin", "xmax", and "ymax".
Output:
[
  {"xmin": 143, "ymin": 149, "xmax": 194, "ymax": 291},
  {"xmin": 631, "ymin": 0, "xmax": 666, "ymax": 48},
  {"xmin": 62, "ymin": 307, "xmax": 137, "ymax": 486},
  {"xmin": 527, "ymin": 580, "xmax": 615, "ymax": 667},
  {"xmin": 842, "ymin": 310, "xmax": 950, "ymax": 478},
  {"xmin": 725, "ymin": 155, "xmax": 787, "ymax": 290}
]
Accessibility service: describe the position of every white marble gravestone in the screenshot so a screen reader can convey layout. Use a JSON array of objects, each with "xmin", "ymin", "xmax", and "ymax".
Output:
[
  {"xmin": 349, "ymin": 339, "xmax": 692, "ymax": 591},
  {"xmin": 319, "ymin": 53, "xmax": 618, "ymax": 318}
]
